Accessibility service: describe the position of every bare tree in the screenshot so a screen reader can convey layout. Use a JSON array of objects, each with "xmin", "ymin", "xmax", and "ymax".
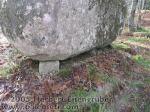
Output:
[
  {"xmin": 137, "ymin": 0, "xmax": 145, "ymax": 28},
  {"xmin": 128, "ymin": 0, "xmax": 139, "ymax": 32}
]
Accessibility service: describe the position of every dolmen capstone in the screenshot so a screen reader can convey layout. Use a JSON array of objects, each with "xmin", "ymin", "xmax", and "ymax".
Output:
[{"xmin": 0, "ymin": 0, "xmax": 127, "ymax": 74}]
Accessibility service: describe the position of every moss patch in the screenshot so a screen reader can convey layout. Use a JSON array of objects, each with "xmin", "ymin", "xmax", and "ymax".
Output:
[
  {"xmin": 132, "ymin": 55, "xmax": 150, "ymax": 70},
  {"xmin": 87, "ymin": 64, "xmax": 97, "ymax": 81},
  {"xmin": 0, "ymin": 65, "xmax": 18, "ymax": 77},
  {"xmin": 64, "ymin": 88, "xmax": 109, "ymax": 112},
  {"xmin": 0, "ymin": 67, "xmax": 12, "ymax": 77},
  {"xmin": 0, "ymin": 68, "xmax": 10, "ymax": 76},
  {"xmin": 128, "ymin": 37, "xmax": 150, "ymax": 43},
  {"xmin": 136, "ymin": 27, "xmax": 150, "ymax": 33},
  {"xmin": 112, "ymin": 43, "xmax": 131, "ymax": 51},
  {"xmin": 58, "ymin": 68, "xmax": 72, "ymax": 78}
]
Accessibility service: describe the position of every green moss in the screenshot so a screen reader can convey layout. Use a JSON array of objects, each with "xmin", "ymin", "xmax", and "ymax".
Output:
[
  {"xmin": 0, "ymin": 65, "xmax": 19, "ymax": 77},
  {"xmin": 132, "ymin": 55, "xmax": 143, "ymax": 60},
  {"xmin": 128, "ymin": 37, "xmax": 150, "ymax": 43},
  {"xmin": 90, "ymin": 103, "xmax": 107, "ymax": 112},
  {"xmin": 64, "ymin": 88, "xmax": 109, "ymax": 112},
  {"xmin": 58, "ymin": 68, "xmax": 72, "ymax": 78},
  {"xmin": 136, "ymin": 27, "xmax": 150, "ymax": 33},
  {"xmin": 90, "ymin": 103, "xmax": 100, "ymax": 112},
  {"xmin": 87, "ymin": 64, "xmax": 97, "ymax": 81},
  {"xmin": 132, "ymin": 55, "xmax": 150, "ymax": 70},
  {"xmin": 143, "ymin": 100, "xmax": 150, "ymax": 112},
  {"xmin": 71, "ymin": 89, "xmax": 88, "ymax": 97},
  {"xmin": 87, "ymin": 63, "xmax": 120, "ymax": 87},
  {"xmin": 112, "ymin": 43, "xmax": 131, "ymax": 51},
  {"xmin": 98, "ymin": 73, "xmax": 120, "ymax": 88},
  {"xmin": 129, "ymin": 81, "xmax": 145, "ymax": 88},
  {"xmin": 144, "ymin": 77, "xmax": 150, "ymax": 85},
  {"xmin": 63, "ymin": 89, "xmax": 88, "ymax": 112},
  {"xmin": 0, "ymin": 67, "xmax": 13, "ymax": 77},
  {"xmin": 0, "ymin": 67, "xmax": 11, "ymax": 77}
]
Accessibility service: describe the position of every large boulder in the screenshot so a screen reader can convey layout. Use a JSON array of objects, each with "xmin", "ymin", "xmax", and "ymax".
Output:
[{"xmin": 0, "ymin": 0, "xmax": 127, "ymax": 61}]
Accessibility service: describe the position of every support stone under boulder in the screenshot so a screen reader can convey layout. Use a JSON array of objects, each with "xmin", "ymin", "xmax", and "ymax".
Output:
[
  {"xmin": 0, "ymin": 0, "xmax": 127, "ymax": 73},
  {"xmin": 39, "ymin": 61, "xmax": 59, "ymax": 74}
]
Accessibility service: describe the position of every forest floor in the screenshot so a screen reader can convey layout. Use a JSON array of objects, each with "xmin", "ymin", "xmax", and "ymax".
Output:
[{"xmin": 0, "ymin": 12, "xmax": 150, "ymax": 112}]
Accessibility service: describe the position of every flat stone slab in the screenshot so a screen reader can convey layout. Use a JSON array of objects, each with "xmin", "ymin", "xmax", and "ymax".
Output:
[{"xmin": 39, "ymin": 61, "xmax": 59, "ymax": 74}]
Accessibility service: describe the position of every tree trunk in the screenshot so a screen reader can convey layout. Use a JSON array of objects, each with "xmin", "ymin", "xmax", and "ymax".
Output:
[
  {"xmin": 137, "ymin": 0, "xmax": 145, "ymax": 28},
  {"xmin": 128, "ymin": 0, "xmax": 139, "ymax": 32}
]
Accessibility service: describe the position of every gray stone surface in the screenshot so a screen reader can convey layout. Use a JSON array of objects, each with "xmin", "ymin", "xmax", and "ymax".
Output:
[
  {"xmin": 39, "ymin": 61, "xmax": 59, "ymax": 74},
  {"xmin": 0, "ymin": 0, "xmax": 127, "ymax": 61}
]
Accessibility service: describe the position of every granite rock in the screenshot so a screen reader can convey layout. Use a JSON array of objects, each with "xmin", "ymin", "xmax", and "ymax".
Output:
[{"xmin": 0, "ymin": 0, "xmax": 127, "ymax": 61}]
